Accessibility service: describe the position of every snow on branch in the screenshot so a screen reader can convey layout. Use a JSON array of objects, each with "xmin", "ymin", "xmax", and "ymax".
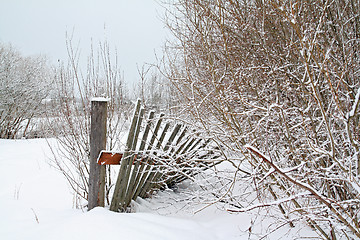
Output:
[
  {"xmin": 245, "ymin": 145, "xmax": 360, "ymax": 238},
  {"xmin": 227, "ymin": 192, "xmax": 310, "ymax": 213},
  {"xmin": 346, "ymin": 87, "xmax": 360, "ymax": 120}
]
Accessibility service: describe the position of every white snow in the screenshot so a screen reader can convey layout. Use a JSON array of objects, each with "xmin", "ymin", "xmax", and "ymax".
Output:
[
  {"xmin": 348, "ymin": 87, "xmax": 360, "ymax": 119},
  {"xmin": 0, "ymin": 139, "xmax": 317, "ymax": 239},
  {"xmin": 91, "ymin": 97, "xmax": 111, "ymax": 102}
]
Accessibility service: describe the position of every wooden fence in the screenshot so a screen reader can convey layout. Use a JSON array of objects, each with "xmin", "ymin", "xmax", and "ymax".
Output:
[{"xmin": 89, "ymin": 99, "xmax": 222, "ymax": 212}]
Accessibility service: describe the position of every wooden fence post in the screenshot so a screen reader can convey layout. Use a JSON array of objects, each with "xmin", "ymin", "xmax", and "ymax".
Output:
[{"xmin": 88, "ymin": 98, "xmax": 108, "ymax": 211}]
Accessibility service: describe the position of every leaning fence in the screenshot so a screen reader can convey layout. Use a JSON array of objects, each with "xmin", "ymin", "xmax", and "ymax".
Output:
[{"xmin": 88, "ymin": 99, "xmax": 222, "ymax": 212}]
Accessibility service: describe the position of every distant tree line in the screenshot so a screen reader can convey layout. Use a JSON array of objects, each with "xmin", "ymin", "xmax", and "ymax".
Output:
[{"xmin": 0, "ymin": 41, "xmax": 173, "ymax": 140}]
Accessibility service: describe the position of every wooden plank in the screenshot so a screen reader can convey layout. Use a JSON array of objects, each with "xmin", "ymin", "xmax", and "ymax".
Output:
[
  {"xmin": 125, "ymin": 111, "xmax": 155, "ymax": 206},
  {"xmin": 133, "ymin": 113, "xmax": 164, "ymax": 200},
  {"xmin": 120, "ymin": 108, "xmax": 145, "ymax": 207},
  {"xmin": 138, "ymin": 122, "xmax": 170, "ymax": 198},
  {"xmin": 88, "ymin": 99, "xmax": 108, "ymax": 211},
  {"xmin": 155, "ymin": 122, "xmax": 170, "ymax": 150},
  {"xmin": 146, "ymin": 124, "xmax": 184, "ymax": 191},
  {"xmin": 163, "ymin": 124, "xmax": 182, "ymax": 152},
  {"xmin": 110, "ymin": 99, "xmax": 141, "ymax": 212}
]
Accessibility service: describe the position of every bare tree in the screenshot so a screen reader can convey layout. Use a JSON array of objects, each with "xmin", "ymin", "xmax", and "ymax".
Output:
[{"xmin": 163, "ymin": 0, "xmax": 360, "ymax": 238}]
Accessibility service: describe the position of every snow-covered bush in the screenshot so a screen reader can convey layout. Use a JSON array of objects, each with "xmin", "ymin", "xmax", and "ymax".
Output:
[
  {"xmin": 164, "ymin": 0, "xmax": 360, "ymax": 238},
  {"xmin": 0, "ymin": 43, "xmax": 52, "ymax": 139}
]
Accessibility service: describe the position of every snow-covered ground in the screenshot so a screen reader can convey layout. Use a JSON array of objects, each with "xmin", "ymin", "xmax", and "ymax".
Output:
[{"xmin": 0, "ymin": 139, "xmax": 318, "ymax": 239}]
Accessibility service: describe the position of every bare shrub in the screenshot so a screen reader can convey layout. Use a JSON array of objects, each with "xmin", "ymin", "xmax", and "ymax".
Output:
[
  {"xmin": 47, "ymin": 39, "xmax": 131, "ymax": 208},
  {"xmin": 163, "ymin": 0, "xmax": 360, "ymax": 238}
]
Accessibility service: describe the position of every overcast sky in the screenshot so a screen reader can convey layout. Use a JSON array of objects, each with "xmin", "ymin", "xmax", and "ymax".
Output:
[{"xmin": 0, "ymin": 0, "xmax": 168, "ymax": 85}]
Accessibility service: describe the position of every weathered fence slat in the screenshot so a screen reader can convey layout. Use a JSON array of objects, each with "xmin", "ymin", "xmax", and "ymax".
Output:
[
  {"xmin": 120, "ymin": 108, "xmax": 145, "ymax": 204},
  {"xmin": 163, "ymin": 123, "xmax": 182, "ymax": 152},
  {"xmin": 110, "ymin": 99, "xmax": 142, "ymax": 212},
  {"xmin": 147, "ymin": 124, "xmax": 185, "ymax": 190},
  {"xmin": 138, "ymin": 121, "xmax": 171, "ymax": 198},
  {"xmin": 123, "ymin": 109, "xmax": 151, "ymax": 208},
  {"xmin": 132, "ymin": 113, "xmax": 164, "ymax": 201}
]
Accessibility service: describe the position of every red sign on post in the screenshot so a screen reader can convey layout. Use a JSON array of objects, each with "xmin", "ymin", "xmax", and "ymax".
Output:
[{"xmin": 97, "ymin": 152, "xmax": 123, "ymax": 165}]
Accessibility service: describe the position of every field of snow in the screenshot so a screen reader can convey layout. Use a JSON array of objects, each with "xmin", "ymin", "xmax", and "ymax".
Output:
[{"xmin": 0, "ymin": 139, "xmax": 318, "ymax": 239}]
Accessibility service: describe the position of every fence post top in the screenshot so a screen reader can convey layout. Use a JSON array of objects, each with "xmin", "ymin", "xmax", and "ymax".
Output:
[{"xmin": 91, "ymin": 97, "xmax": 111, "ymax": 102}]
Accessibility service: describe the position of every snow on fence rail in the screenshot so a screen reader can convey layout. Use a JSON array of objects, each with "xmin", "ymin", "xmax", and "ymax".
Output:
[{"xmin": 88, "ymin": 99, "xmax": 222, "ymax": 212}]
